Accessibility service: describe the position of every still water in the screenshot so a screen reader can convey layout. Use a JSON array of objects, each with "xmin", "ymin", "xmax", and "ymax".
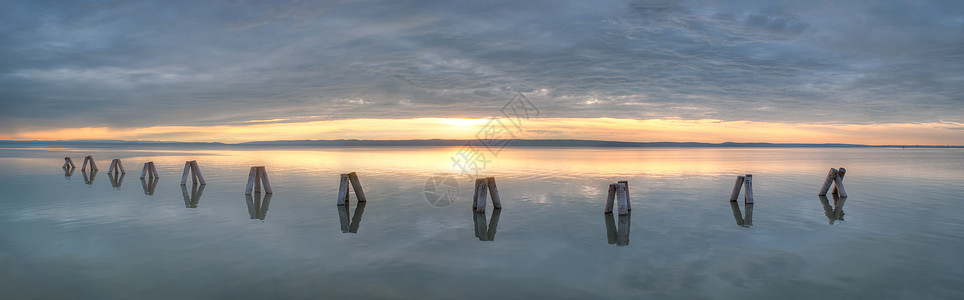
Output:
[{"xmin": 1, "ymin": 147, "xmax": 962, "ymax": 299}]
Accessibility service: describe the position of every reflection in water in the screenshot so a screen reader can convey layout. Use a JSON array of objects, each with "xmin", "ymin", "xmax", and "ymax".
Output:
[
  {"xmin": 140, "ymin": 177, "xmax": 158, "ymax": 195},
  {"xmin": 818, "ymin": 195, "xmax": 847, "ymax": 225},
  {"xmin": 337, "ymin": 202, "xmax": 367, "ymax": 233},
  {"xmin": 245, "ymin": 193, "xmax": 273, "ymax": 220},
  {"xmin": 108, "ymin": 172, "xmax": 125, "ymax": 189},
  {"xmin": 604, "ymin": 212, "xmax": 631, "ymax": 246},
  {"xmin": 64, "ymin": 167, "xmax": 75, "ymax": 178},
  {"xmin": 473, "ymin": 208, "xmax": 502, "ymax": 241},
  {"xmin": 730, "ymin": 202, "xmax": 753, "ymax": 227},
  {"xmin": 82, "ymin": 170, "xmax": 97, "ymax": 185},
  {"xmin": 181, "ymin": 184, "xmax": 205, "ymax": 208}
]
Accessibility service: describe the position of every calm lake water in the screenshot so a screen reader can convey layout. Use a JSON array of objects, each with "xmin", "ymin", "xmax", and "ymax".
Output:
[{"xmin": 1, "ymin": 146, "xmax": 962, "ymax": 299}]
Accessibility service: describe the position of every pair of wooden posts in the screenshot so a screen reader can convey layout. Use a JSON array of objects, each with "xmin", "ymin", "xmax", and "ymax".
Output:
[
  {"xmin": 180, "ymin": 160, "xmax": 206, "ymax": 185},
  {"xmin": 472, "ymin": 177, "xmax": 503, "ymax": 213},
  {"xmin": 244, "ymin": 166, "xmax": 273, "ymax": 195},
  {"xmin": 80, "ymin": 156, "xmax": 98, "ymax": 172},
  {"xmin": 337, "ymin": 172, "xmax": 366, "ymax": 205},
  {"xmin": 818, "ymin": 167, "xmax": 847, "ymax": 198},
  {"xmin": 604, "ymin": 181, "xmax": 631, "ymax": 215},
  {"xmin": 140, "ymin": 162, "xmax": 159, "ymax": 180},
  {"xmin": 62, "ymin": 157, "xmax": 77, "ymax": 170},
  {"xmin": 106, "ymin": 159, "xmax": 126, "ymax": 176},
  {"xmin": 729, "ymin": 174, "xmax": 754, "ymax": 204}
]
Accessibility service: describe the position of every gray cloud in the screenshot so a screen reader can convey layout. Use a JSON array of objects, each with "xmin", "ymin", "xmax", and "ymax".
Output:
[{"xmin": 1, "ymin": 0, "xmax": 962, "ymax": 134}]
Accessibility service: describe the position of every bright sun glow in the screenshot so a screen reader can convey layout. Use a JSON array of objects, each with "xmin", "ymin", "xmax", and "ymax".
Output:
[{"xmin": 434, "ymin": 118, "xmax": 490, "ymax": 127}]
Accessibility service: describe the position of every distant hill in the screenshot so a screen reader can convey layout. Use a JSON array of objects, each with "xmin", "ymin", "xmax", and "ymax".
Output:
[{"xmin": 1, "ymin": 139, "xmax": 960, "ymax": 148}]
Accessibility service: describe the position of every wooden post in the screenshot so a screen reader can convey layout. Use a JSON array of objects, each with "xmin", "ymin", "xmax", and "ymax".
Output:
[
  {"xmin": 82, "ymin": 156, "xmax": 98, "ymax": 172},
  {"xmin": 618, "ymin": 180, "xmax": 631, "ymax": 211},
  {"xmin": 832, "ymin": 170, "xmax": 848, "ymax": 198},
  {"xmin": 818, "ymin": 168, "xmax": 837, "ymax": 196},
  {"xmin": 472, "ymin": 178, "xmax": 482, "ymax": 209},
  {"xmin": 245, "ymin": 167, "xmax": 258, "ymax": 195},
  {"xmin": 347, "ymin": 172, "xmax": 366, "ymax": 202},
  {"xmin": 730, "ymin": 176, "xmax": 745, "ymax": 201},
  {"xmin": 832, "ymin": 167, "xmax": 847, "ymax": 195},
  {"xmin": 181, "ymin": 161, "xmax": 191, "ymax": 185},
  {"xmin": 190, "ymin": 161, "xmax": 205, "ymax": 185},
  {"xmin": 743, "ymin": 174, "xmax": 754, "ymax": 204},
  {"xmin": 475, "ymin": 178, "xmax": 489, "ymax": 213},
  {"xmin": 336, "ymin": 174, "xmax": 350, "ymax": 205},
  {"xmin": 63, "ymin": 157, "xmax": 76, "ymax": 169},
  {"xmin": 616, "ymin": 182, "xmax": 629, "ymax": 216},
  {"xmin": 107, "ymin": 159, "xmax": 126, "ymax": 175},
  {"xmin": 486, "ymin": 177, "xmax": 502, "ymax": 209},
  {"xmin": 258, "ymin": 167, "xmax": 273, "ymax": 194},
  {"xmin": 604, "ymin": 183, "xmax": 616, "ymax": 214},
  {"xmin": 140, "ymin": 162, "xmax": 158, "ymax": 179}
]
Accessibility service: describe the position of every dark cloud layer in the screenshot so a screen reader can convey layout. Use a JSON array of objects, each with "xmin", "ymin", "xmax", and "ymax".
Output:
[{"xmin": 1, "ymin": 0, "xmax": 962, "ymax": 133}]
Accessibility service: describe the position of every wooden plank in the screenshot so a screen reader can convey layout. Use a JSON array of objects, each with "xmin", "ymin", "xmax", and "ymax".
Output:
[
  {"xmin": 244, "ymin": 167, "xmax": 257, "ymax": 195},
  {"xmin": 336, "ymin": 174, "xmax": 350, "ymax": 205},
  {"xmin": 832, "ymin": 170, "xmax": 848, "ymax": 197},
  {"xmin": 616, "ymin": 182, "xmax": 629, "ymax": 216},
  {"xmin": 730, "ymin": 176, "xmax": 745, "ymax": 201},
  {"xmin": 832, "ymin": 167, "xmax": 847, "ymax": 195},
  {"xmin": 818, "ymin": 168, "xmax": 837, "ymax": 196},
  {"xmin": 604, "ymin": 183, "xmax": 616, "ymax": 214},
  {"xmin": 486, "ymin": 177, "xmax": 502, "ymax": 209},
  {"xmin": 180, "ymin": 161, "xmax": 191, "ymax": 185},
  {"xmin": 259, "ymin": 167, "xmax": 273, "ymax": 194},
  {"xmin": 475, "ymin": 178, "xmax": 488, "ymax": 213},
  {"xmin": 618, "ymin": 180, "xmax": 631, "ymax": 211},
  {"xmin": 472, "ymin": 178, "xmax": 482, "ymax": 209},
  {"xmin": 140, "ymin": 163, "xmax": 150, "ymax": 179},
  {"xmin": 744, "ymin": 174, "xmax": 754, "ymax": 204},
  {"xmin": 254, "ymin": 167, "xmax": 262, "ymax": 193},
  {"xmin": 348, "ymin": 172, "xmax": 366, "ymax": 202}
]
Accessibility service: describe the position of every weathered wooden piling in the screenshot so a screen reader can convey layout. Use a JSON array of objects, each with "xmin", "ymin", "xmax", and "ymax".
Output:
[
  {"xmin": 486, "ymin": 177, "xmax": 503, "ymax": 209},
  {"xmin": 832, "ymin": 169, "xmax": 847, "ymax": 198},
  {"xmin": 743, "ymin": 174, "xmax": 754, "ymax": 204},
  {"xmin": 81, "ymin": 156, "xmax": 98, "ymax": 172},
  {"xmin": 474, "ymin": 178, "xmax": 489, "ymax": 213},
  {"xmin": 139, "ymin": 162, "xmax": 159, "ymax": 179},
  {"xmin": 833, "ymin": 167, "xmax": 847, "ymax": 195},
  {"xmin": 348, "ymin": 172, "xmax": 366, "ymax": 202},
  {"xmin": 604, "ymin": 183, "xmax": 616, "ymax": 214},
  {"xmin": 244, "ymin": 166, "xmax": 273, "ymax": 195},
  {"xmin": 729, "ymin": 176, "xmax": 745, "ymax": 202},
  {"xmin": 618, "ymin": 180, "xmax": 632, "ymax": 211},
  {"xmin": 62, "ymin": 157, "xmax": 76, "ymax": 170},
  {"xmin": 179, "ymin": 160, "xmax": 206, "ymax": 185},
  {"xmin": 336, "ymin": 172, "xmax": 366, "ymax": 205},
  {"xmin": 616, "ymin": 182, "xmax": 629, "ymax": 216},
  {"xmin": 818, "ymin": 168, "xmax": 837, "ymax": 196}
]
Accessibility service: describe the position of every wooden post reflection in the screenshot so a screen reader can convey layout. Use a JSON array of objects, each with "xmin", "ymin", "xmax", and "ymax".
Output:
[
  {"xmin": 818, "ymin": 195, "xmax": 847, "ymax": 225},
  {"xmin": 108, "ymin": 172, "xmax": 125, "ymax": 189},
  {"xmin": 140, "ymin": 177, "xmax": 158, "ymax": 195},
  {"xmin": 245, "ymin": 193, "xmax": 272, "ymax": 220},
  {"xmin": 337, "ymin": 202, "xmax": 367, "ymax": 233},
  {"xmin": 473, "ymin": 208, "xmax": 502, "ymax": 241},
  {"xmin": 604, "ymin": 212, "xmax": 631, "ymax": 246},
  {"xmin": 181, "ymin": 183, "xmax": 205, "ymax": 208},
  {"xmin": 730, "ymin": 201, "xmax": 753, "ymax": 227}
]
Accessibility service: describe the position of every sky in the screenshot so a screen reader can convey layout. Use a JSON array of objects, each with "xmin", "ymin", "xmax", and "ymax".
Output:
[{"xmin": 1, "ymin": 0, "xmax": 963, "ymax": 144}]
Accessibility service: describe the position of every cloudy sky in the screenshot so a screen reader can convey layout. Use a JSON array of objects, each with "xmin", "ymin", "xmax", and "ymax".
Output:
[{"xmin": 1, "ymin": 0, "xmax": 963, "ymax": 144}]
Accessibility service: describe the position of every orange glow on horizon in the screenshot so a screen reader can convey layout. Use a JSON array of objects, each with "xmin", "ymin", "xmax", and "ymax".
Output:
[{"xmin": 3, "ymin": 117, "xmax": 963, "ymax": 145}]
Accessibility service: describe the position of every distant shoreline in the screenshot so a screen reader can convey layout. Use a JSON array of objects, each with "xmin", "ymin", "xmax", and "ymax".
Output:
[{"xmin": 1, "ymin": 139, "xmax": 960, "ymax": 148}]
